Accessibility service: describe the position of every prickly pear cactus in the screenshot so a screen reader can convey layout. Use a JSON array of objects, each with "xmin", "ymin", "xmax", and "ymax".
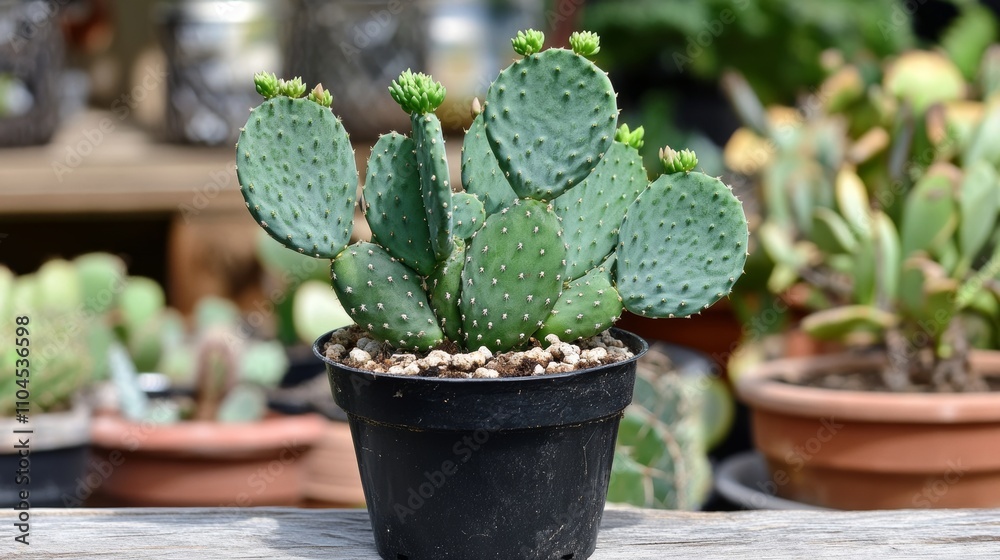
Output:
[{"xmin": 235, "ymin": 30, "xmax": 749, "ymax": 353}]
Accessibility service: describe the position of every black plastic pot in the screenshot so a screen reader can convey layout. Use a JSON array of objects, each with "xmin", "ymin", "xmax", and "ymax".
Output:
[
  {"xmin": 314, "ymin": 328, "xmax": 646, "ymax": 560},
  {"xmin": 1, "ymin": 404, "xmax": 91, "ymax": 508}
]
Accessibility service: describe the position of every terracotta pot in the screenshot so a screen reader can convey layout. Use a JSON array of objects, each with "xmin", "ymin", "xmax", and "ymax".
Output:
[
  {"xmin": 88, "ymin": 413, "xmax": 325, "ymax": 507},
  {"xmin": 301, "ymin": 419, "xmax": 365, "ymax": 507},
  {"xmin": 736, "ymin": 351, "xmax": 1000, "ymax": 509}
]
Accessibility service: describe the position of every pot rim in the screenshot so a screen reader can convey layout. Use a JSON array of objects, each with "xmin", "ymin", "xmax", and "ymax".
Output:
[
  {"xmin": 311, "ymin": 326, "xmax": 649, "ymax": 383},
  {"xmin": 90, "ymin": 412, "xmax": 326, "ymax": 454},
  {"xmin": 735, "ymin": 350, "xmax": 1000, "ymax": 424}
]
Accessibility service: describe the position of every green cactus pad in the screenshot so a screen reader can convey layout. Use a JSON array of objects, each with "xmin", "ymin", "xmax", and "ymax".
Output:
[
  {"xmin": 555, "ymin": 141, "xmax": 647, "ymax": 280},
  {"xmin": 331, "ymin": 242, "xmax": 444, "ymax": 351},
  {"xmin": 537, "ymin": 260, "xmax": 623, "ymax": 341},
  {"xmin": 460, "ymin": 199, "xmax": 567, "ymax": 351},
  {"xmin": 452, "ymin": 192, "xmax": 486, "ymax": 240},
  {"xmin": 363, "ymin": 132, "xmax": 436, "ymax": 276},
  {"xmin": 238, "ymin": 97, "xmax": 358, "ymax": 258},
  {"xmin": 616, "ymin": 173, "xmax": 748, "ymax": 318},
  {"xmin": 484, "ymin": 48, "xmax": 617, "ymax": 201},
  {"xmin": 461, "ymin": 113, "xmax": 518, "ymax": 214},
  {"xmin": 412, "ymin": 112, "xmax": 454, "ymax": 261},
  {"xmin": 428, "ymin": 239, "xmax": 467, "ymax": 342}
]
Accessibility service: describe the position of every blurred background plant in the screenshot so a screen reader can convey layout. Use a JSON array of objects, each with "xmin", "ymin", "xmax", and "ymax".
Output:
[
  {"xmin": 724, "ymin": 33, "xmax": 1000, "ymax": 391},
  {"xmin": 608, "ymin": 343, "xmax": 733, "ymax": 510}
]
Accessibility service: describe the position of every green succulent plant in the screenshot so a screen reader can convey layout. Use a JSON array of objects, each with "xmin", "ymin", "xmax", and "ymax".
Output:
[
  {"xmin": 726, "ymin": 45, "xmax": 1000, "ymax": 391},
  {"xmin": 236, "ymin": 30, "xmax": 749, "ymax": 354}
]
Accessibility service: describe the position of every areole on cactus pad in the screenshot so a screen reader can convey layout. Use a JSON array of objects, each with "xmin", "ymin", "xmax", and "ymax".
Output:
[{"xmin": 235, "ymin": 30, "xmax": 750, "ymax": 355}]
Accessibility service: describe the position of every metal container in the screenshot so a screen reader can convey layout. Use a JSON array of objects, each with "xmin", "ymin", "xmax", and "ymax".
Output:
[
  {"xmin": 157, "ymin": 0, "xmax": 284, "ymax": 145},
  {"xmin": 0, "ymin": 0, "xmax": 65, "ymax": 147}
]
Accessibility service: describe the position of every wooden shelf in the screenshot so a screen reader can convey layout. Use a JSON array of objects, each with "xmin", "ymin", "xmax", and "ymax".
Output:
[{"xmin": 0, "ymin": 111, "xmax": 245, "ymax": 216}]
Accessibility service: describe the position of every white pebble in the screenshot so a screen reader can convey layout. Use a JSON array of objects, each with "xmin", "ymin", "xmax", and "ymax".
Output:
[
  {"xmin": 349, "ymin": 348, "xmax": 372, "ymax": 363},
  {"xmin": 473, "ymin": 368, "xmax": 500, "ymax": 379}
]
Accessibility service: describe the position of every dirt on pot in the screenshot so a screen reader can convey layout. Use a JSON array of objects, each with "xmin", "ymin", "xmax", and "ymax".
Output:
[{"xmin": 322, "ymin": 325, "xmax": 634, "ymax": 378}]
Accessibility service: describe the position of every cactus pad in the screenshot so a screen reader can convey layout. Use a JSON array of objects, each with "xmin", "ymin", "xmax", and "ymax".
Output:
[
  {"xmin": 331, "ymin": 242, "xmax": 444, "ymax": 351},
  {"xmin": 555, "ymin": 141, "xmax": 647, "ymax": 280},
  {"xmin": 238, "ymin": 97, "xmax": 358, "ymax": 258},
  {"xmin": 460, "ymin": 199, "xmax": 567, "ymax": 351},
  {"xmin": 462, "ymin": 113, "xmax": 518, "ymax": 214},
  {"xmin": 452, "ymin": 192, "xmax": 486, "ymax": 240},
  {"xmin": 616, "ymin": 173, "xmax": 748, "ymax": 317},
  {"xmin": 484, "ymin": 48, "xmax": 617, "ymax": 201},
  {"xmin": 412, "ymin": 112, "xmax": 454, "ymax": 260},
  {"xmin": 363, "ymin": 132, "xmax": 436, "ymax": 276},
  {"xmin": 427, "ymin": 239, "xmax": 467, "ymax": 342},
  {"xmin": 537, "ymin": 260, "xmax": 623, "ymax": 341}
]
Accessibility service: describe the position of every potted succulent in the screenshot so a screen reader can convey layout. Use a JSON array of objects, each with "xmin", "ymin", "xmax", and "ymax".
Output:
[
  {"xmin": 235, "ymin": 29, "xmax": 748, "ymax": 559},
  {"xmin": 726, "ymin": 45, "xmax": 1000, "ymax": 509},
  {"xmin": 0, "ymin": 257, "xmax": 111, "ymax": 508},
  {"xmin": 88, "ymin": 290, "xmax": 325, "ymax": 507}
]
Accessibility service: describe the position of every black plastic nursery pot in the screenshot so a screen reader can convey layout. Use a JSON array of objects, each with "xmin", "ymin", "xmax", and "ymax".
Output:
[{"xmin": 314, "ymin": 328, "xmax": 646, "ymax": 560}]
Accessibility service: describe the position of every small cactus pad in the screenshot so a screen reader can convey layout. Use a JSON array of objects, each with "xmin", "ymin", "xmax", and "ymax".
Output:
[
  {"xmin": 331, "ymin": 242, "xmax": 444, "ymax": 351},
  {"xmin": 537, "ymin": 260, "xmax": 623, "ymax": 341},
  {"xmin": 428, "ymin": 239, "xmax": 467, "ymax": 342},
  {"xmin": 462, "ymin": 113, "xmax": 518, "ymax": 214},
  {"xmin": 460, "ymin": 199, "xmax": 567, "ymax": 352},
  {"xmin": 555, "ymin": 141, "xmax": 647, "ymax": 280},
  {"xmin": 452, "ymin": 192, "xmax": 486, "ymax": 240},
  {"xmin": 484, "ymin": 48, "xmax": 617, "ymax": 201},
  {"xmin": 363, "ymin": 132, "xmax": 436, "ymax": 276},
  {"xmin": 412, "ymin": 112, "xmax": 454, "ymax": 260},
  {"xmin": 237, "ymin": 97, "xmax": 358, "ymax": 258},
  {"xmin": 616, "ymin": 173, "xmax": 748, "ymax": 317}
]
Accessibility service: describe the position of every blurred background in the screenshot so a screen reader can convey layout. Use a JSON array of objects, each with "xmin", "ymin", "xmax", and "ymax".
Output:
[{"xmin": 1, "ymin": 0, "xmax": 998, "ymax": 512}]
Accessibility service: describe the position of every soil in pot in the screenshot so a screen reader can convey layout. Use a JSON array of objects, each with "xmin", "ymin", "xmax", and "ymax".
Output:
[
  {"xmin": 315, "ymin": 327, "xmax": 646, "ymax": 560},
  {"xmin": 737, "ymin": 351, "xmax": 1000, "ymax": 510}
]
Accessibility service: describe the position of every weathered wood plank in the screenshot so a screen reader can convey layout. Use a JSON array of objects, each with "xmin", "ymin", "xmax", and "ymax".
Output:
[{"xmin": 13, "ymin": 506, "xmax": 1000, "ymax": 558}]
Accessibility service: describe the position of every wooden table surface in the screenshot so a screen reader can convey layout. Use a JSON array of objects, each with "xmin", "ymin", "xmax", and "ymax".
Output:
[{"xmin": 14, "ymin": 506, "xmax": 1000, "ymax": 558}]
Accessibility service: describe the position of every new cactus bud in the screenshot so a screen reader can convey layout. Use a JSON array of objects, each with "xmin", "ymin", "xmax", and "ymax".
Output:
[
  {"xmin": 254, "ymin": 71, "xmax": 280, "ymax": 99},
  {"xmin": 511, "ymin": 29, "xmax": 544, "ymax": 56},
  {"xmin": 278, "ymin": 77, "xmax": 307, "ymax": 98},
  {"xmin": 659, "ymin": 146, "xmax": 699, "ymax": 174},
  {"xmin": 307, "ymin": 83, "xmax": 333, "ymax": 108},
  {"xmin": 388, "ymin": 70, "xmax": 446, "ymax": 115},
  {"xmin": 615, "ymin": 124, "xmax": 645, "ymax": 150},
  {"xmin": 569, "ymin": 31, "xmax": 601, "ymax": 57}
]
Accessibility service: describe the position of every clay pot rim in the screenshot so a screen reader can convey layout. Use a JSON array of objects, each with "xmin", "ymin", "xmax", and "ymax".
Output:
[
  {"xmin": 91, "ymin": 412, "xmax": 326, "ymax": 455},
  {"xmin": 735, "ymin": 350, "xmax": 1000, "ymax": 424}
]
